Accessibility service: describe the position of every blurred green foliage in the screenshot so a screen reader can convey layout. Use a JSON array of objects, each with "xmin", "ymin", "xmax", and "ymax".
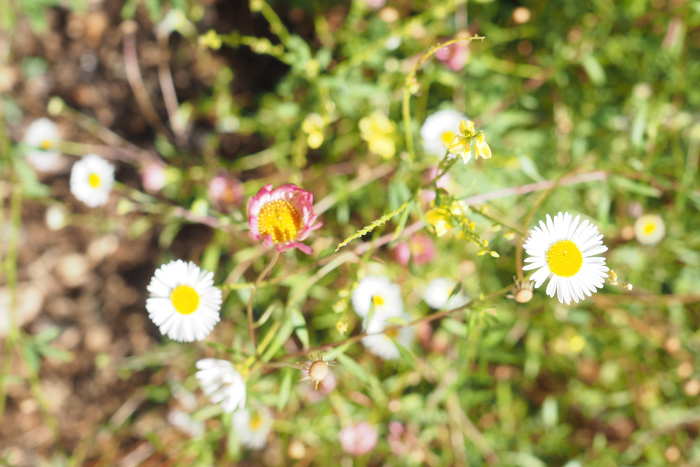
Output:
[{"xmin": 1, "ymin": 0, "xmax": 700, "ymax": 465}]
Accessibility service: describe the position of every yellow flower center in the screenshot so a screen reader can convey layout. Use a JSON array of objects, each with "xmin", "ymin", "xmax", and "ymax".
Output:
[
  {"xmin": 546, "ymin": 240, "xmax": 583, "ymax": 278},
  {"xmin": 249, "ymin": 412, "xmax": 262, "ymax": 431},
  {"xmin": 371, "ymin": 295, "xmax": 384, "ymax": 306},
  {"xmin": 440, "ymin": 131, "xmax": 455, "ymax": 148},
  {"xmin": 40, "ymin": 139, "xmax": 54, "ymax": 150},
  {"xmin": 643, "ymin": 222, "xmax": 656, "ymax": 235},
  {"xmin": 88, "ymin": 173, "xmax": 101, "ymax": 188},
  {"xmin": 170, "ymin": 285, "xmax": 200, "ymax": 315},
  {"xmin": 257, "ymin": 199, "xmax": 303, "ymax": 244}
]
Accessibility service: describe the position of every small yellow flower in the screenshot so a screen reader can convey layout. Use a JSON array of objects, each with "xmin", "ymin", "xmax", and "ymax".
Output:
[
  {"xmin": 448, "ymin": 120, "xmax": 492, "ymax": 164},
  {"xmin": 302, "ymin": 113, "xmax": 325, "ymax": 149},
  {"xmin": 474, "ymin": 133, "xmax": 492, "ymax": 160},
  {"xmin": 425, "ymin": 208, "xmax": 452, "ymax": 237},
  {"xmin": 198, "ymin": 29, "xmax": 222, "ymax": 50},
  {"xmin": 336, "ymin": 320, "xmax": 348, "ymax": 335},
  {"xmin": 359, "ymin": 112, "xmax": 396, "ymax": 159}
]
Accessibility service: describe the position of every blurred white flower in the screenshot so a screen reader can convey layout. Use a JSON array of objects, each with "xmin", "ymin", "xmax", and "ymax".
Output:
[
  {"xmin": 233, "ymin": 407, "xmax": 272, "ymax": 449},
  {"xmin": 420, "ymin": 110, "xmax": 468, "ymax": 156},
  {"xmin": 45, "ymin": 205, "xmax": 66, "ymax": 231},
  {"xmin": 195, "ymin": 358, "xmax": 246, "ymax": 413},
  {"xmin": 24, "ymin": 118, "xmax": 62, "ymax": 172},
  {"xmin": 362, "ymin": 312, "xmax": 414, "ymax": 360},
  {"xmin": 69, "ymin": 154, "xmax": 114, "ymax": 207},
  {"xmin": 167, "ymin": 410, "xmax": 204, "ymax": 438},
  {"xmin": 634, "ymin": 214, "xmax": 665, "ymax": 245},
  {"xmin": 423, "ymin": 278, "xmax": 469, "ymax": 310},
  {"xmin": 351, "ymin": 275, "xmax": 403, "ymax": 319}
]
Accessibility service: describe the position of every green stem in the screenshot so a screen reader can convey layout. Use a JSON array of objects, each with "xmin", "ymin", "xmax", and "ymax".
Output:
[{"xmin": 247, "ymin": 251, "xmax": 280, "ymax": 352}]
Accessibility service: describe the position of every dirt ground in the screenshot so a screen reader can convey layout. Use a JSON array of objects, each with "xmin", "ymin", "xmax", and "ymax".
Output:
[{"xmin": 0, "ymin": 2, "xmax": 296, "ymax": 464}]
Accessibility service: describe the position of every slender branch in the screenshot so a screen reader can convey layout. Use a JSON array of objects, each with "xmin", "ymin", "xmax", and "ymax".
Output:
[
  {"xmin": 273, "ymin": 285, "xmax": 510, "ymax": 362},
  {"xmin": 247, "ymin": 251, "xmax": 280, "ymax": 351},
  {"xmin": 156, "ymin": 31, "xmax": 187, "ymax": 146},
  {"xmin": 122, "ymin": 21, "xmax": 172, "ymax": 139}
]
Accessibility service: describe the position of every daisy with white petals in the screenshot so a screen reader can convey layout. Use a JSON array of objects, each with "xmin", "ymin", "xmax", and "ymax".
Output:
[
  {"xmin": 146, "ymin": 260, "xmax": 222, "ymax": 342},
  {"xmin": 69, "ymin": 154, "xmax": 115, "ymax": 207},
  {"xmin": 24, "ymin": 118, "xmax": 62, "ymax": 172},
  {"xmin": 351, "ymin": 275, "xmax": 403, "ymax": 319},
  {"xmin": 634, "ymin": 214, "xmax": 665, "ymax": 245},
  {"xmin": 362, "ymin": 312, "xmax": 415, "ymax": 360},
  {"xmin": 523, "ymin": 212, "xmax": 609, "ymax": 305},
  {"xmin": 233, "ymin": 407, "xmax": 273, "ymax": 449},
  {"xmin": 420, "ymin": 109, "xmax": 468, "ymax": 156},
  {"xmin": 195, "ymin": 359, "xmax": 246, "ymax": 413}
]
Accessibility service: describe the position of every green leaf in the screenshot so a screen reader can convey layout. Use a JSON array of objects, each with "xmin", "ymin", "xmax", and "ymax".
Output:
[
  {"xmin": 290, "ymin": 308, "xmax": 309, "ymax": 349},
  {"xmin": 611, "ymin": 176, "xmax": 661, "ymax": 198},
  {"xmin": 389, "ymin": 336, "xmax": 415, "ymax": 369},
  {"xmin": 580, "ymin": 54, "xmax": 606, "ymax": 86},
  {"xmin": 262, "ymin": 315, "xmax": 295, "ymax": 362},
  {"xmin": 277, "ymin": 367, "xmax": 293, "ymax": 412},
  {"xmin": 336, "ymin": 353, "xmax": 369, "ymax": 384},
  {"xmin": 201, "ymin": 243, "xmax": 221, "ymax": 274}
]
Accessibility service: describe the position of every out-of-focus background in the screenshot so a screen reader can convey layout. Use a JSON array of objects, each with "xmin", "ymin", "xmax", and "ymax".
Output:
[{"xmin": 1, "ymin": 0, "xmax": 700, "ymax": 465}]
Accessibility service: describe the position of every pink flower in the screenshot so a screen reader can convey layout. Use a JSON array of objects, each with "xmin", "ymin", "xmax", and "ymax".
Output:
[
  {"xmin": 209, "ymin": 174, "xmax": 243, "ymax": 207},
  {"xmin": 395, "ymin": 234, "xmax": 436, "ymax": 266},
  {"xmin": 387, "ymin": 422, "xmax": 420, "ymax": 457},
  {"xmin": 141, "ymin": 163, "xmax": 166, "ymax": 191},
  {"xmin": 435, "ymin": 38, "xmax": 470, "ymax": 72},
  {"xmin": 248, "ymin": 184, "xmax": 322, "ymax": 254},
  {"xmin": 339, "ymin": 422, "xmax": 377, "ymax": 456}
]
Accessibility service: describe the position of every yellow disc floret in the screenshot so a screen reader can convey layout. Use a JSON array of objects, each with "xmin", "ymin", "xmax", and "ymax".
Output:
[
  {"xmin": 643, "ymin": 222, "xmax": 656, "ymax": 235},
  {"xmin": 371, "ymin": 295, "xmax": 384, "ymax": 306},
  {"xmin": 40, "ymin": 139, "xmax": 54, "ymax": 150},
  {"xmin": 170, "ymin": 285, "xmax": 200, "ymax": 315},
  {"xmin": 257, "ymin": 199, "xmax": 303, "ymax": 244},
  {"xmin": 546, "ymin": 240, "xmax": 583, "ymax": 277},
  {"xmin": 249, "ymin": 412, "xmax": 262, "ymax": 430},
  {"xmin": 88, "ymin": 173, "xmax": 101, "ymax": 188}
]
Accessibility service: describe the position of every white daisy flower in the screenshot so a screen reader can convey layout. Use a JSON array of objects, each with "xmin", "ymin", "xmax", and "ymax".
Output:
[
  {"xmin": 423, "ymin": 278, "xmax": 470, "ymax": 310},
  {"xmin": 351, "ymin": 275, "xmax": 403, "ymax": 319},
  {"xmin": 420, "ymin": 109, "xmax": 468, "ymax": 157},
  {"xmin": 634, "ymin": 214, "xmax": 665, "ymax": 245},
  {"xmin": 233, "ymin": 407, "xmax": 273, "ymax": 450},
  {"xmin": 24, "ymin": 118, "xmax": 62, "ymax": 172},
  {"xmin": 523, "ymin": 212, "xmax": 609, "ymax": 305},
  {"xmin": 195, "ymin": 358, "xmax": 246, "ymax": 413},
  {"xmin": 69, "ymin": 154, "xmax": 115, "ymax": 207},
  {"xmin": 361, "ymin": 312, "xmax": 415, "ymax": 360},
  {"xmin": 146, "ymin": 260, "xmax": 222, "ymax": 342}
]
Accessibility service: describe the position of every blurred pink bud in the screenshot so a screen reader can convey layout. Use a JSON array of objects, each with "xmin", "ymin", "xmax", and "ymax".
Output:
[
  {"xmin": 396, "ymin": 234, "xmax": 435, "ymax": 266},
  {"xmin": 421, "ymin": 167, "xmax": 451, "ymax": 203},
  {"xmin": 387, "ymin": 421, "xmax": 420, "ymax": 456},
  {"xmin": 209, "ymin": 174, "xmax": 244, "ymax": 207},
  {"xmin": 300, "ymin": 369, "xmax": 337, "ymax": 403},
  {"xmin": 339, "ymin": 422, "xmax": 377, "ymax": 456},
  {"xmin": 141, "ymin": 163, "xmax": 166, "ymax": 191},
  {"xmin": 435, "ymin": 38, "xmax": 470, "ymax": 72}
]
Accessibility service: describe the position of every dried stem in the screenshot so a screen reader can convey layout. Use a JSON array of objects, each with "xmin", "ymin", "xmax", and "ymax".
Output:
[{"xmin": 122, "ymin": 21, "xmax": 172, "ymax": 139}]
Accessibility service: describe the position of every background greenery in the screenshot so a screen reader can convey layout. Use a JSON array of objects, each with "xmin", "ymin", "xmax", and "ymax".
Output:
[{"xmin": 1, "ymin": 0, "xmax": 700, "ymax": 465}]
